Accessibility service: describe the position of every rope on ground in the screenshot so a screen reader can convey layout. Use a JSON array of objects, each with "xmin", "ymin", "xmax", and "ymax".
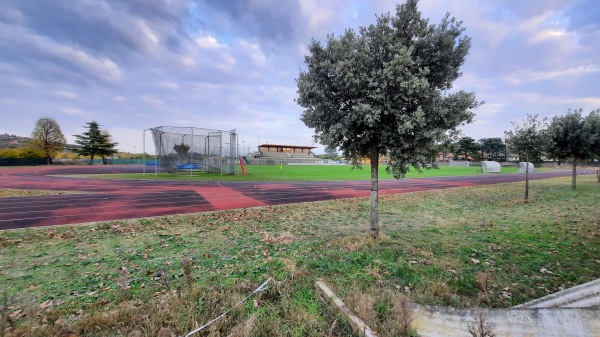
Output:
[{"xmin": 181, "ymin": 277, "xmax": 272, "ymax": 337}]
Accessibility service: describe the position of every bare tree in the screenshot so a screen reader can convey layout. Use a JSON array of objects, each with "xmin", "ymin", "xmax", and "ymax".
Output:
[{"xmin": 29, "ymin": 117, "xmax": 66, "ymax": 165}]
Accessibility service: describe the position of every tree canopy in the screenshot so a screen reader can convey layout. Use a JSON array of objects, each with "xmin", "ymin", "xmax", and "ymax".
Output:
[
  {"xmin": 505, "ymin": 114, "xmax": 546, "ymax": 200},
  {"xmin": 545, "ymin": 109, "xmax": 600, "ymax": 189},
  {"xmin": 296, "ymin": 0, "xmax": 480, "ymax": 236},
  {"xmin": 29, "ymin": 117, "xmax": 66, "ymax": 165},
  {"xmin": 478, "ymin": 137, "xmax": 506, "ymax": 161},
  {"xmin": 73, "ymin": 121, "xmax": 118, "ymax": 165},
  {"xmin": 505, "ymin": 115, "xmax": 546, "ymax": 163},
  {"xmin": 453, "ymin": 136, "xmax": 479, "ymax": 160},
  {"xmin": 583, "ymin": 109, "xmax": 600, "ymax": 161}
]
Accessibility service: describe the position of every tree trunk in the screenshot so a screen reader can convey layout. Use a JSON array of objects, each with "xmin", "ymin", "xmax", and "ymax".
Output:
[
  {"xmin": 369, "ymin": 146, "xmax": 379, "ymax": 238},
  {"xmin": 90, "ymin": 155, "xmax": 95, "ymax": 165},
  {"xmin": 571, "ymin": 160, "xmax": 577, "ymax": 190},
  {"xmin": 524, "ymin": 155, "xmax": 529, "ymax": 201}
]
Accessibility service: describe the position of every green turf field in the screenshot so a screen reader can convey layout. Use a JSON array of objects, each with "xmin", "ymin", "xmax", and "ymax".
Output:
[{"xmin": 87, "ymin": 164, "xmax": 526, "ymax": 181}]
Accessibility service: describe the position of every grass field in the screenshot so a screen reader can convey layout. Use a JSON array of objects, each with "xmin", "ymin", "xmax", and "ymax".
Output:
[
  {"xmin": 84, "ymin": 164, "xmax": 526, "ymax": 181},
  {"xmin": 1, "ymin": 175, "xmax": 598, "ymax": 336}
]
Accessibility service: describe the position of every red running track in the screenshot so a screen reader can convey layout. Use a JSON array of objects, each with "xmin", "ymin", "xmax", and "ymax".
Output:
[{"xmin": 0, "ymin": 165, "xmax": 582, "ymax": 230}]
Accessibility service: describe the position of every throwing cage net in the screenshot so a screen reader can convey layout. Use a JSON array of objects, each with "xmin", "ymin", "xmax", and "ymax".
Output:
[{"xmin": 150, "ymin": 126, "xmax": 237, "ymax": 174}]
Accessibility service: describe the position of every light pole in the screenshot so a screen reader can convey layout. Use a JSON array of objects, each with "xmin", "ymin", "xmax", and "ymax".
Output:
[{"xmin": 242, "ymin": 141, "xmax": 245, "ymax": 156}]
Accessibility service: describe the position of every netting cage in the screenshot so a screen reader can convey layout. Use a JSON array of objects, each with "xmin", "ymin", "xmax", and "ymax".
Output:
[{"xmin": 150, "ymin": 126, "xmax": 237, "ymax": 174}]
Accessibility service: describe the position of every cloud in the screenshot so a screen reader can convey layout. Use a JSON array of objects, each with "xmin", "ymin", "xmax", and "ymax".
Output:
[
  {"xmin": 1, "ymin": 0, "xmax": 598, "ymax": 155},
  {"xmin": 0, "ymin": 22, "xmax": 123, "ymax": 86},
  {"xmin": 157, "ymin": 81, "xmax": 181, "ymax": 90},
  {"xmin": 235, "ymin": 40, "xmax": 266, "ymax": 67},
  {"xmin": 59, "ymin": 107, "xmax": 85, "ymax": 116},
  {"xmin": 53, "ymin": 90, "xmax": 78, "ymax": 99},
  {"xmin": 195, "ymin": 35, "xmax": 221, "ymax": 49},
  {"xmin": 142, "ymin": 95, "xmax": 165, "ymax": 106},
  {"xmin": 194, "ymin": 0, "xmax": 303, "ymax": 47},
  {"xmin": 565, "ymin": 0, "xmax": 600, "ymax": 32},
  {"xmin": 503, "ymin": 65, "xmax": 600, "ymax": 84}
]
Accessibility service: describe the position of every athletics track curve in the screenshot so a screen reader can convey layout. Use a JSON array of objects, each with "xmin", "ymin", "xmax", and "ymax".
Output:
[{"xmin": 0, "ymin": 165, "xmax": 585, "ymax": 230}]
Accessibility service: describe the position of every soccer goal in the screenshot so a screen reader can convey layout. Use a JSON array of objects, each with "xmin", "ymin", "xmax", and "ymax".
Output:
[{"xmin": 147, "ymin": 126, "xmax": 237, "ymax": 174}]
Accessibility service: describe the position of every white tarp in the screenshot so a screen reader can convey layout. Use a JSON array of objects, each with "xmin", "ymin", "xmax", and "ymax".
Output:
[
  {"xmin": 481, "ymin": 161, "xmax": 501, "ymax": 173},
  {"xmin": 519, "ymin": 162, "xmax": 534, "ymax": 173}
]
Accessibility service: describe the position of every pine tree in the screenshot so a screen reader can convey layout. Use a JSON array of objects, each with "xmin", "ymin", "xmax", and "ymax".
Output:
[{"xmin": 73, "ymin": 121, "xmax": 118, "ymax": 165}]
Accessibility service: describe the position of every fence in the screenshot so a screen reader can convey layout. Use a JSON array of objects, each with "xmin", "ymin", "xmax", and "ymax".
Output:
[
  {"xmin": 0, "ymin": 158, "xmax": 47, "ymax": 166},
  {"xmin": 148, "ymin": 126, "xmax": 237, "ymax": 174}
]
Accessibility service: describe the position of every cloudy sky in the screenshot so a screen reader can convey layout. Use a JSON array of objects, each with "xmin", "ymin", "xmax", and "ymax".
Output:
[{"xmin": 1, "ymin": 0, "xmax": 599, "ymax": 154}]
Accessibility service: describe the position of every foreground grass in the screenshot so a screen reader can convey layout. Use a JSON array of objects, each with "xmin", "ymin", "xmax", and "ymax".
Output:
[
  {"xmin": 86, "ymin": 164, "xmax": 524, "ymax": 181},
  {"xmin": 1, "ymin": 175, "xmax": 598, "ymax": 336}
]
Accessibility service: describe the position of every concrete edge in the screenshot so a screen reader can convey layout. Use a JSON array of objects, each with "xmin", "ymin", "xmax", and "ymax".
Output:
[
  {"xmin": 513, "ymin": 278, "xmax": 600, "ymax": 309},
  {"xmin": 412, "ymin": 304, "xmax": 600, "ymax": 337}
]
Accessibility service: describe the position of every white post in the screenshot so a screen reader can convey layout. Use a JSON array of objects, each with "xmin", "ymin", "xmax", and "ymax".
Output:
[
  {"xmin": 143, "ymin": 130, "xmax": 146, "ymax": 173},
  {"xmin": 190, "ymin": 127, "xmax": 194, "ymax": 178}
]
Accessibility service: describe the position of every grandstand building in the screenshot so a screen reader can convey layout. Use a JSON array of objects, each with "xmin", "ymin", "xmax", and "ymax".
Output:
[
  {"xmin": 258, "ymin": 144, "xmax": 315, "ymax": 156},
  {"xmin": 250, "ymin": 144, "xmax": 323, "ymax": 165}
]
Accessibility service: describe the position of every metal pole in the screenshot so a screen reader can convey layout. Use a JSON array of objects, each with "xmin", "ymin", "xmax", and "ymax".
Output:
[
  {"xmin": 190, "ymin": 127, "xmax": 194, "ymax": 178},
  {"xmin": 156, "ymin": 131, "xmax": 161, "ymax": 179},
  {"xmin": 204, "ymin": 135, "xmax": 209, "ymax": 173},
  {"xmin": 143, "ymin": 130, "xmax": 146, "ymax": 174}
]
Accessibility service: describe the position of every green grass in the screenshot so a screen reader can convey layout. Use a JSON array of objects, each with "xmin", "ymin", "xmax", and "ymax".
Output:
[
  {"xmin": 1, "ymin": 175, "xmax": 598, "ymax": 336},
  {"xmin": 82, "ymin": 164, "xmax": 526, "ymax": 181}
]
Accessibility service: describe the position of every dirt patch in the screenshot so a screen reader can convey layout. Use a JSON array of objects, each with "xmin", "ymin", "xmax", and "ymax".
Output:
[{"xmin": 0, "ymin": 189, "xmax": 81, "ymax": 198}]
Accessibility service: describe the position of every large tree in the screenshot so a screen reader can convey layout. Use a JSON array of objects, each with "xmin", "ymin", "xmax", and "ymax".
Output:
[
  {"xmin": 478, "ymin": 137, "xmax": 506, "ymax": 161},
  {"xmin": 545, "ymin": 109, "xmax": 600, "ymax": 189},
  {"xmin": 73, "ymin": 121, "xmax": 118, "ymax": 165},
  {"xmin": 584, "ymin": 109, "xmax": 600, "ymax": 161},
  {"xmin": 585, "ymin": 109, "xmax": 600, "ymax": 183},
  {"xmin": 29, "ymin": 117, "xmax": 66, "ymax": 165},
  {"xmin": 297, "ymin": 0, "xmax": 479, "ymax": 237},
  {"xmin": 453, "ymin": 136, "xmax": 480, "ymax": 161},
  {"xmin": 505, "ymin": 115, "xmax": 546, "ymax": 201}
]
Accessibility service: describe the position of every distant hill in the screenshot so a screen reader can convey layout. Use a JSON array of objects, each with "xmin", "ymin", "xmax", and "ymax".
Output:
[
  {"xmin": 0, "ymin": 133, "xmax": 79, "ymax": 150},
  {"xmin": 0, "ymin": 133, "xmax": 30, "ymax": 149}
]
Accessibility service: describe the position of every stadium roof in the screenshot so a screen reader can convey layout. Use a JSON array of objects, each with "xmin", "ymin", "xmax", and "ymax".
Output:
[{"xmin": 258, "ymin": 144, "xmax": 316, "ymax": 149}]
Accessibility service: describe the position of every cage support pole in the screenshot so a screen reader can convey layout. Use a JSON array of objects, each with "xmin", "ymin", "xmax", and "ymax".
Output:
[
  {"xmin": 191, "ymin": 127, "xmax": 194, "ymax": 178},
  {"xmin": 143, "ymin": 129, "xmax": 146, "ymax": 174}
]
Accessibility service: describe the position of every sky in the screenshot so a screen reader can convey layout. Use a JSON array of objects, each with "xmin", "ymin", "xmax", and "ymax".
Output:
[{"xmin": 1, "ymin": 0, "xmax": 599, "ymax": 154}]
